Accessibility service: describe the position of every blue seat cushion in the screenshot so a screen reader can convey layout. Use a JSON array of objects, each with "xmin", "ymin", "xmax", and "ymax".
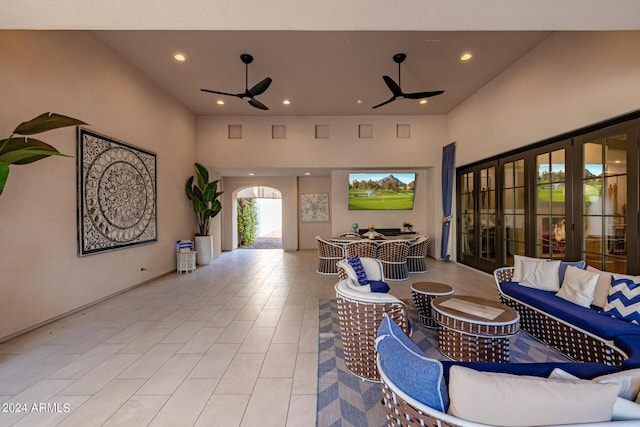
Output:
[
  {"xmin": 441, "ymin": 361, "xmax": 619, "ymax": 383},
  {"xmin": 376, "ymin": 314, "xmax": 448, "ymax": 412},
  {"xmin": 501, "ymin": 282, "xmax": 640, "ymax": 339},
  {"xmin": 615, "ymin": 335, "xmax": 640, "ymax": 369},
  {"xmin": 347, "ymin": 255, "xmax": 368, "ymax": 285}
]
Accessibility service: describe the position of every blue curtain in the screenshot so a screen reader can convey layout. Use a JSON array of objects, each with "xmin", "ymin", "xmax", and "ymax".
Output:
[{"xmin": 441, "ymin": 143, "xmax": 456, "ymax": 260}]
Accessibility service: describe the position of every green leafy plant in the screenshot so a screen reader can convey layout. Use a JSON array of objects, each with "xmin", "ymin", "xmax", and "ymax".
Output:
[
  {"xmin": 237, "ymin": 198, "xmax": 258, "ymax": 247},
  {"xmin": 185, "ymin": 163, "xmax": 223, "ymax": 236},
  {"xmin": 0, "ymin": 112, "xmax": 85, "ymax": 197}
]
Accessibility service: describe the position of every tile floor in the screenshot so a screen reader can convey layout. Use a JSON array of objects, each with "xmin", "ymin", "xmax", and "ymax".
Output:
[{"xmin": 0, "ymin": 249, "xmax": 495, "ymax": 426}]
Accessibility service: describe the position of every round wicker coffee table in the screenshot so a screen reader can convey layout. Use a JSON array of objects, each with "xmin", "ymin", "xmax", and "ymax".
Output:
[
  {"xmin": 410, "ymin": 282, "xmax": 454, "ymax": 328},
  {"xmin": 431, "ymin": 295, "xmax": 520, "ymax": 363}
]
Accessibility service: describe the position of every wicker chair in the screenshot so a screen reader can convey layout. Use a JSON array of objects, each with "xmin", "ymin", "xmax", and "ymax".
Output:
[
  {"xmin": 338, "ymin": 232, "xmax": 361, "ymax": 237},
  {"xmin": 378, "ymin": 241, "xmax": 410, "ymax": 281},
  {"xmin": 335, "ymin": 280, "xmax": 409, "ymax": 382},
  {"xmin": 407, "ymin": 235, "xmax": 429, "ymax": 273},
  {"xmin": 315, "ymin": 235, "xmax": 345, "ymax": 275},
  {"xmin": 345, "ymin": 240, "xmax": 378, "ymax": 259}
]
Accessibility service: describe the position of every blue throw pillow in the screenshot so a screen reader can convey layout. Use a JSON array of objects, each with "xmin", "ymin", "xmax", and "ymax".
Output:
[
  {"xmin": 368, "ymin": 280, "xmax": 390, "ymax": 293},
  {"xmin": 549, "ymin": 260, "xmax": 586, "ymax": 284},
  {"xmin": 376, "ymin": 314, "xmax": 449, "ymax": 411},
  {"xmin": 347, "ymin": 255, "xmax": 368, "ymax": 285},
  {"xmin": 602, "ymin": 278, "xmax": 640, "ymax": 324}
]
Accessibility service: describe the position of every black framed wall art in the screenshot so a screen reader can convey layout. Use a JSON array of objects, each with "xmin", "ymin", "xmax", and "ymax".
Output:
[{"xmin": 77, "ymin": 128, "xmax": 157, "ymax": 256}]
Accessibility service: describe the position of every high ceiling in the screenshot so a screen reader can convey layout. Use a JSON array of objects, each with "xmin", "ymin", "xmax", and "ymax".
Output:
[{"xmin": 92, "ymin": 30, "xmax": 550, "ymax": 116}]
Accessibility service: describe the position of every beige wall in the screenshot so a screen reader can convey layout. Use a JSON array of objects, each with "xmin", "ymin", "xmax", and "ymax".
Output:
[
  {"xmin": 448, "ymin": 31, "xmax": 640, "ymax": 166},
  {"xmin": 197, "ymin": 115, "xmax": 449, "ymax": 255},
  {"xmin": 0, "ymin": 31, "xmax": 197, "ymax": 340}
]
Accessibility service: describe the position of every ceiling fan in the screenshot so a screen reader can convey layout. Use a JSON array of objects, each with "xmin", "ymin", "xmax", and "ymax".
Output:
[
  {"xmin": 201, "ymin": 53, "xmax": 272, "ymax": 110},
  {"xmin": 372, "ymin": 53, "xmax": 444, "ymax": 109}
]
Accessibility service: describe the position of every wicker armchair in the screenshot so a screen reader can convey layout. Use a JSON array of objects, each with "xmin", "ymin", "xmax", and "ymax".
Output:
[
  {"xmin": 315, "ymin": 235, "xmax": 345, "ymax": 275},
  {"xmin": 378, "ymin": 241, "xmax": 410, "ymax": 281},
  {"xmin": 335, "ymin": 280, "xmax": 409, "ymax": 382},
  {"xmin": 407, "ymin": 235, "xmax": 429, "ymax": 273},
  {"xmin": 345, "ymin": 240, "xmax": 378, "ymax": 259}
]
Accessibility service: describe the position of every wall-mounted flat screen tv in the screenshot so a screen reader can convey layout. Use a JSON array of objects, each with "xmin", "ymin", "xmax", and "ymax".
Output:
[{"xmin": 348, "ymin": 172, "xmax": 416, "ymax": 210}]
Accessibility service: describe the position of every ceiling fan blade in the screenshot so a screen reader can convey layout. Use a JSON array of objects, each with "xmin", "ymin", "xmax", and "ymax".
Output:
[
  {"xmin": 248, "ymin": 98, "xmax": 269, "ymax": 110},
  {"xmin": 200, "ymin": 88, "xmax": 240, "ymax": 98},
  {"xmin": 404, "ymin": 90, "xmax": 445, "ymax": 100},
  {"xmin": 382, "ymin": 76, "xmax": 403, "ymax": 97},
  {"xmin": 372, "ymin": 97, "xmax": 396, "ymax": 109},
  {"xmin": 248, "ymin": 77, "xmax": 272, "ymax": 97}
]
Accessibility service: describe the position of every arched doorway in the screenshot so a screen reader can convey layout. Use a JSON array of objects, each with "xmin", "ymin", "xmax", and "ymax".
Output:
[{"xmin": 236, "ymin": 186, "xmax": 283, "ymax": 249}]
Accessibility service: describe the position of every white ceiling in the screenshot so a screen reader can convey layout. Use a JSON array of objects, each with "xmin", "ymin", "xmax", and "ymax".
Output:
[{"xmin": 92, "ymin": 30, "xmax": 551, "ymax": 116}]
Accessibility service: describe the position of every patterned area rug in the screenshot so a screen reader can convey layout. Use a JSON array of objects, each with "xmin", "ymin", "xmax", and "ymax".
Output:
[{"xmin": 316, "ymin": 299, "xmax": 570, "ymax": 427}]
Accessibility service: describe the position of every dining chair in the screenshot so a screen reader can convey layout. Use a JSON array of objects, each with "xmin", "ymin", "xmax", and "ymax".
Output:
[
  {"xmin": 407, "ymin": 235, "xmax": 430, "ymax": 273},
  {"xmin": 338, "ymin": 232, "xmax": 361, "ymax": 237},
  {"xmin": 345, "ymin": 240, "xmax": 378, "ymax": 259},
  {"xmin": 377, "ymin": 241, "xmax": 410, "ymax": 281},
  {"xmin": 315, "ymin": 235, "xmax": 345, "ymax": 275}
]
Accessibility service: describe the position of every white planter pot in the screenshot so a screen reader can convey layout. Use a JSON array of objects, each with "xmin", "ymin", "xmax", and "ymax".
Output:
[{"xmin": 195, "ymin": 235, "xmax": 213, "ymax": 265}]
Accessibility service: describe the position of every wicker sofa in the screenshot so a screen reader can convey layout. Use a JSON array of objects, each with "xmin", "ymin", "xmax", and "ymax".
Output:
[
  {"xmin": 494, "ymin": 266, "xmax": 640, "ymax": 369},
  {"xmin": 376, "ymin": 314, "xmax": 640, "ymax": 426}
]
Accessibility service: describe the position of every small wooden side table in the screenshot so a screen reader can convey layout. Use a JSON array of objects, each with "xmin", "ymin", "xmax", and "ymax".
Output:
[
  {"xmin": 176, "ymin": 251, "xmax": 197, "ymax": 273},
  {"xmin": 410, "ymin": 282, "xmax": 454, "ymax": 328}
]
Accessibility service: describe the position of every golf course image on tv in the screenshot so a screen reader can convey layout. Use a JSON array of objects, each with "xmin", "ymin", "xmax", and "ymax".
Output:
[{"xmin": 348, "ymin": 172, "xmax": 416, "ymax": 210}]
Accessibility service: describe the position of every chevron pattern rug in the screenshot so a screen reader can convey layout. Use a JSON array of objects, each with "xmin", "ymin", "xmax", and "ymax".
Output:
[{"xmin": 316, "ymin": 299, "xmax": 571, "ymax": 427}]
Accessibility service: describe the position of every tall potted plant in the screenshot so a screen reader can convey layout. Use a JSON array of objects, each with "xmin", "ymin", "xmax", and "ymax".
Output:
[
  {"xmin": 0, "ymin": 112, "xmax": 85, "ymax": 197},
  {"xmin": 185, "ymin": 163, "xmax": 223, "ymax": 265}
]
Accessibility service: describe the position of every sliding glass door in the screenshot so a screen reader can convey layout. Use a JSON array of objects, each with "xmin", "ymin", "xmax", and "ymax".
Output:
[
  {"xmin": 457, "ymin": 161, "xmax": 500, "ymax": 272},
  {"xmin": 456, "ymin": 115, "xmax": 640, "ymax": 275}
]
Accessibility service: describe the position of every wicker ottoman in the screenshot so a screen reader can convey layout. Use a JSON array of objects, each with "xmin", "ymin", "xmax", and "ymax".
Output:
[
  {"xmin": 432, "ymin": 295, "xmax": 520, "ymax": 363},
  {"xmin": 410, "ymin": 282, "xmax": 454, "ymax": 328}
]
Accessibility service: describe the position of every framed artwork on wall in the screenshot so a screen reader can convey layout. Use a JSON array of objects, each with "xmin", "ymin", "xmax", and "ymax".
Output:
[
  {"xmin": 77, "ymin": 128, "xmax": 157, "ymax": 256},
  {"xmin": 301, "ymin": 193, "xmax": 329, "ymax": 222}
]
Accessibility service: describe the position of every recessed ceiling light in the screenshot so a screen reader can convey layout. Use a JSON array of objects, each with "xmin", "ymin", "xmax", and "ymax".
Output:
[
  {"xmin": 216, "ymin": 100, "xmax": 224, "ymax": 105},
  {"xmin": 460, "ymin": 52, "xmax": 473, "ymax": 61},
  {"xmin": 356, "ymin": 100, "xmax": 363, "ymax": 104},
  {"xmin": 304, "ymin": 172, "xmax": 311, "ymax": 176},
  {"xmin": 248, "ymin": 173, "xmax": 255, "ymax": 176},
  {"xmin": 173, "ymin": 53, "xmax": 186, "ymax": 62},
  {"xmin": 283, "ymin": 99, "xmax": 291, "ymax": 105},
  {"xmin": 419, "ymin": 99, "xmax": 428, "ymax": 105}
]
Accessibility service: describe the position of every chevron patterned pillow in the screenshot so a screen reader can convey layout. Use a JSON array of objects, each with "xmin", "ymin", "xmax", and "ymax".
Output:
[
  {"xmin": 347, "ymin": 255, "xmax": 368, "ymax": 285},
  {"xmin": 602, "ymin": 278, "xmax": 640, "ymax": 324}
]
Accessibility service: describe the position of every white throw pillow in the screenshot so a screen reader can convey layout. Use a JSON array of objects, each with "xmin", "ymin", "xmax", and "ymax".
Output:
[
  {"xmin": 556, "ymin": 265, "xmax": 599, "ymax": 307},
  {"xmin": 448, "ymin": 365, "xmax": 618, "ymax": 426},
  {"xmin": 587, "ymin": 266, "xmax": 614, "ymax": 308},
  {"xmin": 512, "ymin": 255, "xmax": 561, "ymax": 291},
  {"xmin": 550, "ymin": 368, "xmax": 640, "ymax": 421},
  {"xmin": 594, "ymin": 368, "xmax": 640, "ymax": 402}
]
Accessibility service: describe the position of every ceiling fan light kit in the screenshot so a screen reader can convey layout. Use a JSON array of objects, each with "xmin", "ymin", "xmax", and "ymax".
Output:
[
  {"xmin": 372, "ymin": 52, "xmax": 444, "ymax": 109},
  {"xmin": 201, "ymin": 53, "xmax": 272, "ymax": 110}
]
